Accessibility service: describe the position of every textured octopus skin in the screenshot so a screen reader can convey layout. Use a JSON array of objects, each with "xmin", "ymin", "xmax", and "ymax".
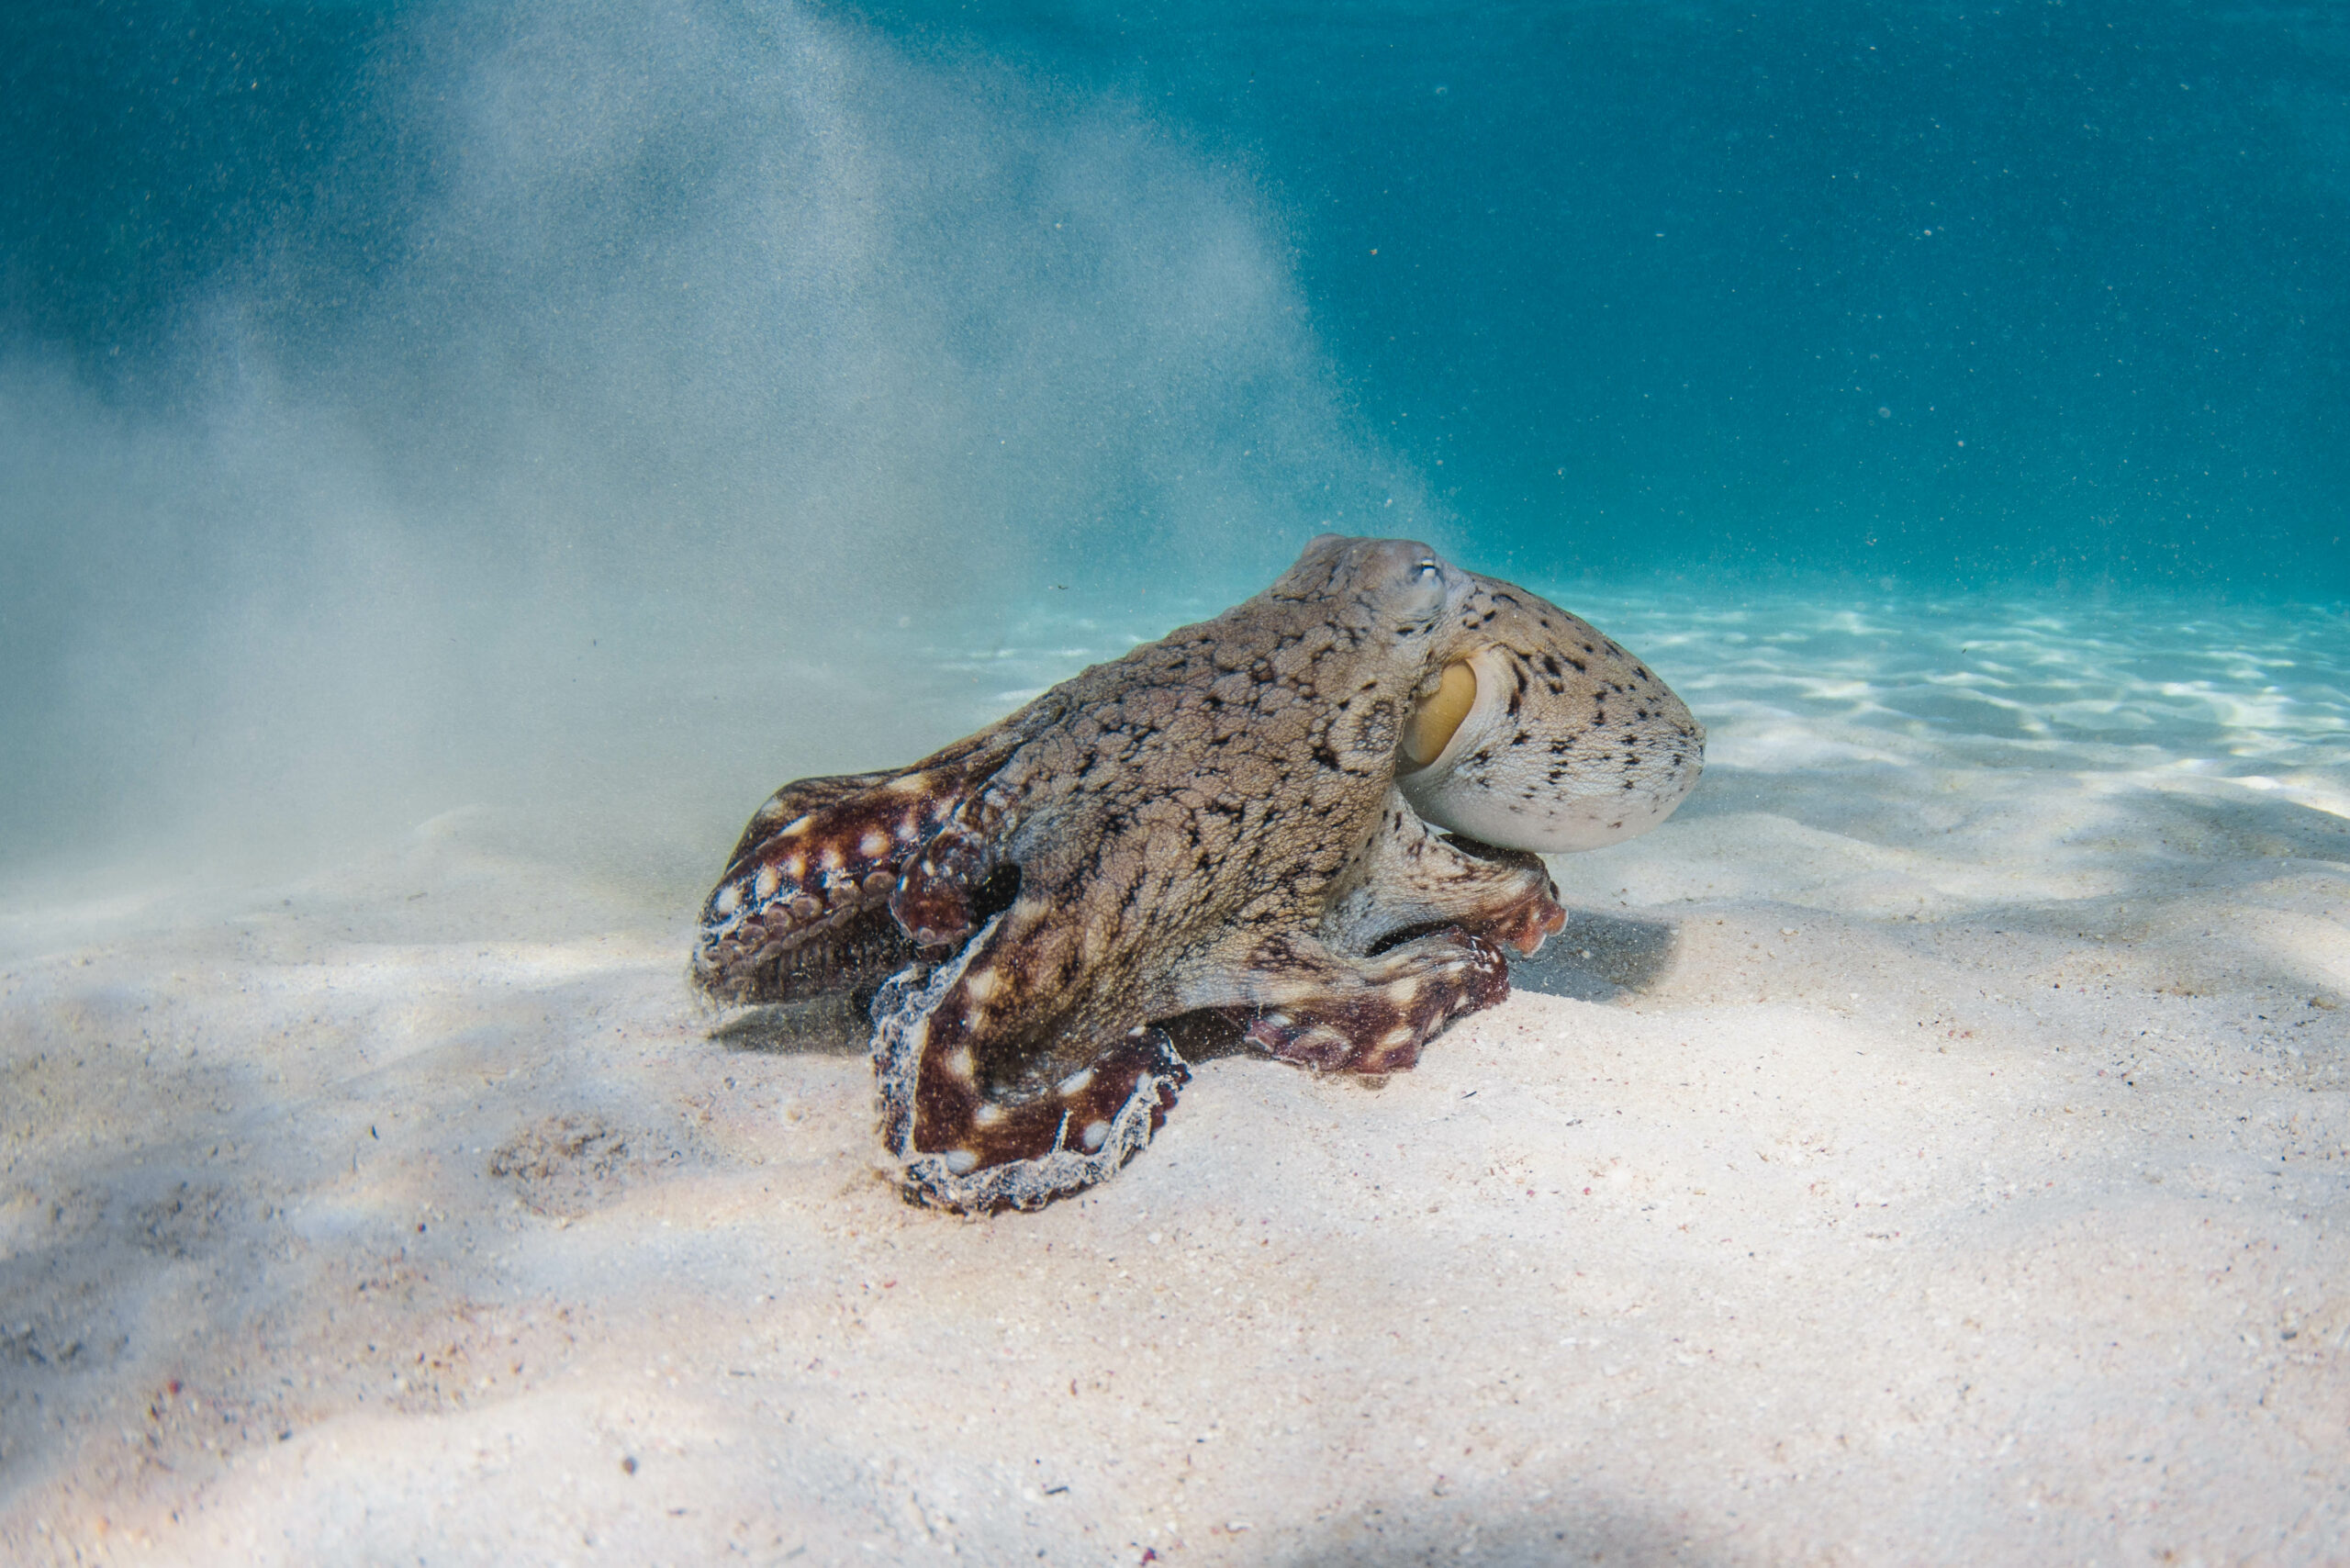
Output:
[{"xmin": 692, "ymin": 535, "xmax": 1705, "ymax": 1214}]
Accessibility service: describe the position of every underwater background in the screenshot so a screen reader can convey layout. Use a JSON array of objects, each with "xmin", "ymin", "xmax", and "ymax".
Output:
[
  {"xmin": 8, "ymin": 7, "xmax": 2350, "ymax": 1560},
  {"xmin": 3, "ymin": 0, "xmax": 2345, "ymax": 876}
]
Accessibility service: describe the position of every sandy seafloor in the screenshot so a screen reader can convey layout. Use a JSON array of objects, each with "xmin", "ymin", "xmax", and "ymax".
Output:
[{"xmin": 4, "ymin": 587, "xmax": 2348, "ymax": 1566}]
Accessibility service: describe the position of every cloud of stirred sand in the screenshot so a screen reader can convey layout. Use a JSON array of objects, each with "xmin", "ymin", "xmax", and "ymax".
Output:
[{"xmin": 0, "ymin": 0, "xmax": 1435, "ymax": 884}]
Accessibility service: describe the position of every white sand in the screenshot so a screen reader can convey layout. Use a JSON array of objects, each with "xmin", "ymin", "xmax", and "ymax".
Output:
[{"xmin": 3, "ymin": 588, "xmax": 2346, "ymax": 1564}]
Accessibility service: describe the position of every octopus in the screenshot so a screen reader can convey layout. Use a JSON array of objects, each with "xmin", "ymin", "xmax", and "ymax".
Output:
[{"xmin": 692, "ymin": 535, "xmax": 1704, "ymax": 1213}]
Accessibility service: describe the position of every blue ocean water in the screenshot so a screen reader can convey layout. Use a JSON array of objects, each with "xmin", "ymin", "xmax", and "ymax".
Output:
[
  {"xmin": 2, "ymin": 0, "xmax": 2344, "ymax": 871},
  {"xmin": 874, "ymin": 0, "xmax": 2350, "ymax": 594}
]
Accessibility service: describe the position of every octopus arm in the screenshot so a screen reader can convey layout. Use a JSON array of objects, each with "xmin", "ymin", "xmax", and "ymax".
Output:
[
  {"xmin": 717, "ymin": 768, "xmax": 905, "ymax": 878},
  {"xmin": 1318, "ymin": 788, "xmax": 1567, "ymax": 958},
  {"xmin": 871, "ymin": 909, "xmax": 1191, "ymax": 1215},
  {"xmin": 1187, "ymin": 924, "xmax": 1512, "ymax": 1074},
  {"xmin": 693, "ymin": 743, "xmax": 1016, "ymax": 1004}
]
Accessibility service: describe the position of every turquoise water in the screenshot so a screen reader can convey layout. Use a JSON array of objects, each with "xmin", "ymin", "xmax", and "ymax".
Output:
[
  {"xmin": 2, "ymin": 0, "xmax": 2344, "ymax": 870},
  {"xmin": 6, "ymin": 11, "xmax": 2350, "ymax": 1553}
]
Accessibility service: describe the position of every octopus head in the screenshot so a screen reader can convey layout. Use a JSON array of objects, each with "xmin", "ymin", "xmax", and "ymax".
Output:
[
  {"xmin": 1273, "ymin": 533, "xmax": 1470, "ymax": 645},
  {"xmin": 1395, "ymin": 572, "xmax": 1705, "ymax": 853}
]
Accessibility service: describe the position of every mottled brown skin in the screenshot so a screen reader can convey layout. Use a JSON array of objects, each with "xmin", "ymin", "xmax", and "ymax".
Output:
[{"xmin": 693, "ymin": 535, "xmax": 1703, "ymax": 1213}]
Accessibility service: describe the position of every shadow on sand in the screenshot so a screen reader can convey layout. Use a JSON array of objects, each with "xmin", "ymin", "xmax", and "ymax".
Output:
[
  {"xmin": 1510, "ymin": 907, "xmax": 1682, "ymax": 1003},
  {"xmin": 1283, "ymin": 1492, "xmax": 1720, "ymax": 1567},
  {"xmin": 709, "ymin": 994, "xmax": 872, "ymax": 1056}
]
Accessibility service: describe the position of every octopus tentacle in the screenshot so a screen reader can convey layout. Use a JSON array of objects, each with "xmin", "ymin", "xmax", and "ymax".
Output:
[
  {"xmin": 872, "ymin": 920, "xmax": 1188, "ymax": 1214},
  {"xmin": 693, "ymin": 763, "xmax": 998, "ymax": 1003},
  {"xmin": 1320, "ymin": 786, "xmax": 1567, "ymax": 958},
  {"xmin": 887, "ymin": 807, "xmax": 1003, "ymax": 947},
  {"xmin": 716, "ymin": 768, "xmax": 903, "ymax": 875},
  {"xmin": 694, "ymin": 705, "xmax": 1068, "ymax": 1006},
  {"xmin": 1202, "ymin": 926, "xmax": 1511, "ymax": 1073}
]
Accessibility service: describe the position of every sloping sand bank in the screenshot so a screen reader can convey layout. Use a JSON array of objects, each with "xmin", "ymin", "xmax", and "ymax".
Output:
[{"xmin": 4, "ymin": 592, "xmax": 2346, "ymax": 1564}]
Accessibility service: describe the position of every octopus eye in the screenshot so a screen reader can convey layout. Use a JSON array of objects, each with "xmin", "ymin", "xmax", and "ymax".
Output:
[
  {"xmin": 1415, "ymin": 559, "xmax": 1440, "ymax": 577},
  {"xmin": 1399, "ymin": 659, "xmax": 1478, "ymax": 769}
]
